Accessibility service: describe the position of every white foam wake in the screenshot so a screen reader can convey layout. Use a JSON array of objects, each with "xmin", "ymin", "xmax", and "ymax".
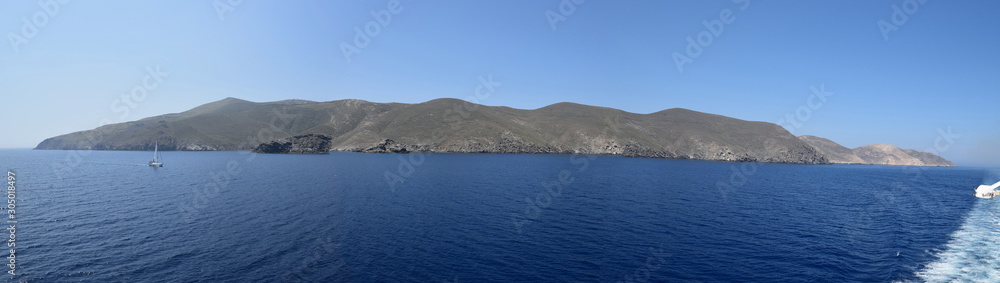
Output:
[{"xmin": 914, "ymin": 199, "xmax": 1000, "ymax": 282}]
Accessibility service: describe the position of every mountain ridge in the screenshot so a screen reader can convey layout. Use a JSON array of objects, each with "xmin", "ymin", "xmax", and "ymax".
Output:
[
  {"xmin": 798, "ymin": 135, "xmax": 953, "ymax": 166},
  {"xmin": 35, "ymin": 98, "xmax": 953, "ymax": 166}
]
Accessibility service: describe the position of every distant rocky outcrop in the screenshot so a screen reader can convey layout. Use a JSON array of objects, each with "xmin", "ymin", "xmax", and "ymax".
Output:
[
  {"xmin": 251, "ymin": 134, "xmax": 331, "ymax": 154},
  {"xmin": 34, "ymin": 97, "xmax": 953, "ymax": 166},
  {"xmin": 357, "ymin": 139, "xmax": 410, "ymax": 154},
  {"xmin": 798, "ymin": 136, "xmax": 953, "ymax": 166},
  {"xmin": 798, "ymin": 135, "xmax": 867, "ymax": 164},
  {"xmin": 901, "ymin": 149, "xmax": 954, "ymax": 166}
]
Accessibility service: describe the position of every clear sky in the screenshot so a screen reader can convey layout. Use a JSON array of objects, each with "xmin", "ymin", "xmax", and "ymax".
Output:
[{"xmin": 1, "ymin": 1, "xmax": 997, "ymax": 166}]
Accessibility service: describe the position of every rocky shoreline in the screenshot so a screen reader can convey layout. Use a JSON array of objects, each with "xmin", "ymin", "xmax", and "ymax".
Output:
[
  {"xmin": 251, "ymin": 134, "xmax": 332, "ymax": 154},
  {"xmin": 34, "ymin": 97, "xmax": 954, "ymax": 166}
]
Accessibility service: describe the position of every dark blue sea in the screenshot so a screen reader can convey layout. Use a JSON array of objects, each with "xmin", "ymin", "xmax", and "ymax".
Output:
[{"xmin": 0, "ymin": 149, "xmax": 997, "ymax": 282}]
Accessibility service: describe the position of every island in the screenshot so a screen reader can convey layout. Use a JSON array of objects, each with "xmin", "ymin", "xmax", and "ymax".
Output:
[{"xmin": 35, "ymin": 97, "xmax": 953, "ymax": 166}]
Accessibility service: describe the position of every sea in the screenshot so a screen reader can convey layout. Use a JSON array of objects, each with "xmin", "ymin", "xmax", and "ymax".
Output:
[{"xmin": 0, "ymin": 149, "xmax": 996, "ymax": 282}]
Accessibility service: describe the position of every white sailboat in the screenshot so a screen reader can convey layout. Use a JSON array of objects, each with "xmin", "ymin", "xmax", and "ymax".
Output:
[
  {"xmin": 974, "ymin": 180, "xmax": 1000, "ymax": 199},
  {"xmin": 148, "ymin": 142, "xmax": 163, "ymax": 167}
]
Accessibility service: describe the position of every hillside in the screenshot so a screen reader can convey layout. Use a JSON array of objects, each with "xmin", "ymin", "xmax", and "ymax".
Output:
[
  {"xmin": 797, "ymin": 135, "xmax": 866, "ymax": 164},
  {"xmin": 36, "ymin": 97, "xmax": 831, "ymax": 164},
  {"xmin": 35, "ymin": 97, "xmax": 954, "ymax": 166},
  {"xmin": 798, "ymin": 135, "xmax": 953, "ymax": 166}
]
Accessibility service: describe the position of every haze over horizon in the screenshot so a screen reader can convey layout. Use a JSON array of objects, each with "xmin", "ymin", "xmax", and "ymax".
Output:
[{"xmin": 2, "ymin": 1, "xmax": 997, "ymax": 166}]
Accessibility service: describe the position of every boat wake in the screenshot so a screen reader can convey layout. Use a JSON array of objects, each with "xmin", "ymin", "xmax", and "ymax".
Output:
[{"xmin": 914, "ymin": 176, "xmax": 1000, "ymax": 282}]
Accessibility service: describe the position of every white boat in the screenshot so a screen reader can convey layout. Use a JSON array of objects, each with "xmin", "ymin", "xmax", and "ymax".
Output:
[
  {"xmin": 974, "ymin": 180, "xmax": 1000, "ymax": 199},
  {"xmin": 148, "ymin": 142, "xmax": 163, "ymax": 167}
]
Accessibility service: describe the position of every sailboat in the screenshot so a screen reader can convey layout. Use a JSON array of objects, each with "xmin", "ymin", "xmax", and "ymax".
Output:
[
  {"xmin": 148, "ymin": 142, "xmax": 163, "ymax": 167},
  {"xmin": 974, "ymin": 180, "xmax": 1000, "ymax": 199}
]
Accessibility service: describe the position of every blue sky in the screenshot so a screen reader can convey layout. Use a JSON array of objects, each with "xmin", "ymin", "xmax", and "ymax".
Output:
[{"xmin": 1, "ymin": 1, "xmax": 997, "ymax": 165}]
